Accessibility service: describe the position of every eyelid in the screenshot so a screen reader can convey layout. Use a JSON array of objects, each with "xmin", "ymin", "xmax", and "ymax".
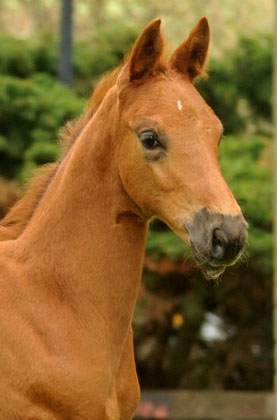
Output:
[
  {"xmin": 139, "ymin": 128, "xmax": 159, "ymax": 138},
  {"xmin": 133, "ymin": 120, "xmax": 170, "ymax": 149}
]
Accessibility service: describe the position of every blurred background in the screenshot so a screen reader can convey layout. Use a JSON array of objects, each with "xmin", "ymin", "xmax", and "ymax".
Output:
[{"xmin": 0, "ymin": 0, "xmax": 274, "ymax": 413}]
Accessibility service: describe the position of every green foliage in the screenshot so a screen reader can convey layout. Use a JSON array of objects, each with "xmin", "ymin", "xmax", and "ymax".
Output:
[
  {"xmin": 0, "ymin": 21, "xmax": 140, "ymax": 180},
  {"xmin": 0, "ymin": 35, "xmax": 35, "ymax": 77},
  {"xmin": 198, "ymin": 35, "xmax": 272, "ymax": 133},
  {"xmin": 0, "ymin": 74, "xmax": 84, "ymax": 179},
  {"xmin": 0, "ymin": 21, "xmax": 141, "ymax": 180},
  {"xmin": 0, "ymin": 21, "xmax": 139, "ymax": 97},
  {"xmin": 0, "ymin": 34, "xmax": 59, "ymax": 78},
  {"xmin": 74, "ymin": 21, "xmax": 139, "ymax": 95},
  {"xmin": 219, "ymin": 135, "xmax": 272, "ymax": 275},
  {"xmin": 197, "ymin": 59, "xmax": 245, "ymax": 134},
  {"xmin": 233, "ymin": 35, "xmax": 272, "ymax": 120},
  {"xmin": 0, "ymin": 26, "xmax": 272, "ymax": 130},
  {"xmin": 146, "ymin": 227, "xmax": 187, "ymax": 260}
]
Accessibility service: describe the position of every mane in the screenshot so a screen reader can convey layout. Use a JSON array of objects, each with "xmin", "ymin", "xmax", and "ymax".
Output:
[{"xmin": 0, "ymin": 65, "xmax": 122, "ymax": 241}]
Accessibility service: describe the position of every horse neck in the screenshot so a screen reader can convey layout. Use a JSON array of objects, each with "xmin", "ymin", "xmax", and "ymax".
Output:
[{"xmin": 14, "ymin": 96, "xmax": 148, "ymax": 348}]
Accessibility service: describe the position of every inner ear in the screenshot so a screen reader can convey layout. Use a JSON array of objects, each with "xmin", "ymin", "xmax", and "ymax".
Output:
[
  {"xmin": 128, "ymin": 19, "xmax": 164, "ymax": 82},
  {"xmin": 170, "ymin": 17, "xmax": 210, "ymax": 82}
]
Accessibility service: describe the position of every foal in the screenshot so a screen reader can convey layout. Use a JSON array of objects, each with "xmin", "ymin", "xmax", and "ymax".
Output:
[{"xmin": 0, "ymin": 18, "xmax": 247, "ymax": 420}]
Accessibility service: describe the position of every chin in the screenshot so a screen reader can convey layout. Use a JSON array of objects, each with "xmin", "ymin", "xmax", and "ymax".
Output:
[
  {"xmin": 189, "ymin": 242, "xmax": 228, "ymax": 281},
  {"xmin": 201, "ymin": 263, "xmax": 226, "ymax": 281}
]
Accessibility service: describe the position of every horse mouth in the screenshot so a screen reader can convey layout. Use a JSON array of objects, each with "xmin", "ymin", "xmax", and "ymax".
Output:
[
  {"xmin": 190, "ymin": 242, "xmax": 227, "ymax": 281},
  {"xmin": 185, "ymin": 208, "xmax": 248, "ymax": 281},
  {"xmin": 202, "ymin": 262, "xmax": 226, "ymax": 280}
]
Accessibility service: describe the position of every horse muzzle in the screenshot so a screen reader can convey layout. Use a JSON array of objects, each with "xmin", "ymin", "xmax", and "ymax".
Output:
[{"xmin": 185, "ymin": 208, "xmax": 248, "ymax": 280}]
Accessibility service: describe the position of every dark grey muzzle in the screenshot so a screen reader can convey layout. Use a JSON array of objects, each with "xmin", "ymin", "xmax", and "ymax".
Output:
[{"xmin": 185, "ymin": 208, "xmax": 248, "ymax": 278}]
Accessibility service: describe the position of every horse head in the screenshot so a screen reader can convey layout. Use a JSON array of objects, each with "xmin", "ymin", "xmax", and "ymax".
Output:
[{"xmin": 111, "ymin": 18, "xmax": 248, "ymax": 280}]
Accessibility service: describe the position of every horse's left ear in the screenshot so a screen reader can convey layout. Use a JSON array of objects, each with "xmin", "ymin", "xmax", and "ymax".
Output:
[{"xmin": 170, "ymin": 17, "xmax": 210, "ymax": 82}]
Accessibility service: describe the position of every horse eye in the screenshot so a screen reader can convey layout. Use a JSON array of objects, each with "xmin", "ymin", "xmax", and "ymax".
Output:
[{"xmin": 140, "ymin": 131, "xmax": 161, "ymax": 150}]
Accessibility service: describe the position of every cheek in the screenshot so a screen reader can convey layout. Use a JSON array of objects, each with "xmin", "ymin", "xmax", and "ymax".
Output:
[
  {"xmin": 118, "ymin": 140, "xmax": 153, "ymax": 205},
  {"xmin": 151, "ymin": 161, "xmax": 183, "ymax": 193},
  {"xmin": 118, "ymin": 142, "xmax": 175, "ymax": 217}
]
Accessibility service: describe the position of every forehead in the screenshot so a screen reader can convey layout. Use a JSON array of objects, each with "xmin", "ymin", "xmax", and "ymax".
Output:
[{"xmin": 125, "ymin": 74, "xmax": 222, "ymax": 135}]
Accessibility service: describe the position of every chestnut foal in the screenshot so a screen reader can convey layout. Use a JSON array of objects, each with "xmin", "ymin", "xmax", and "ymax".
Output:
[{"xmin": 0, "ymin": 18, "xmax": 247, "ymax": 420}]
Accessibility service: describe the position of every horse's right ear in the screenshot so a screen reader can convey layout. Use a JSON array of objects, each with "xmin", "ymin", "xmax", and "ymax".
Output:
[{"xmin": 127, "ymin": 19, "xmax": 164, "ymax": 83}]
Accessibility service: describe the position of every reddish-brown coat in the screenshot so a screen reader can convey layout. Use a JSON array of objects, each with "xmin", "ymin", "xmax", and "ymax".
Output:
[{"xmin": 0, "ymin": 18, "xmax": 242, "ymax": 419}]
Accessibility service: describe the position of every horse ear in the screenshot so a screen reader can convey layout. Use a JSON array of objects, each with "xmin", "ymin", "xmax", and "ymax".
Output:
[
  {"xmin": 170, "ymin": 17, "xmax": 210, "ymax": 82},
  {"xmin": 128, "ymin": 19, "xmax": 164, "ymax": 82}
]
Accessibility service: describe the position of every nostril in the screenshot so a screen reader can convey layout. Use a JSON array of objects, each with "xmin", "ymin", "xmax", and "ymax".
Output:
[{"xmin": 211, "ymin": 228, "xmax": 228, "ymax": 260}]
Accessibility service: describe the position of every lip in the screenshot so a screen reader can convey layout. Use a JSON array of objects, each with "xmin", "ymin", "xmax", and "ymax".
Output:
[
  {"xmin": 190, "ymin": 242, "xmax": 228, "ymax": 280},
  {"xmin": 202, "ymin": 262, "xmax": 226, "ymax": 280}
]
